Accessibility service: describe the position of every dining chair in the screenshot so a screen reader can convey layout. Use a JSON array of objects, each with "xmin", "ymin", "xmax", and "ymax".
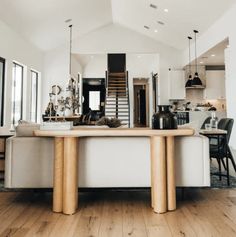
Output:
[
  {"xmin": 201, "ymin": 116, "xmax": 211, "ymax": 129},
  {"xmin": 210, "ymin": 118, "xmax": 235, "ymax": 185}
]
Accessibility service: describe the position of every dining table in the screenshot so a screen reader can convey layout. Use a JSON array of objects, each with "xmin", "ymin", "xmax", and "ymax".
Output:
[{"xmin": 199, "ymin": 129, "xmax": 228, "ymax": 184}]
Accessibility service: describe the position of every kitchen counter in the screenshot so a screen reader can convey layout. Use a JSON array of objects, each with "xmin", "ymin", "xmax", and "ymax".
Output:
[{"xmin": 176, "ymin": 111, "xmax": 227, "ymax": 129}]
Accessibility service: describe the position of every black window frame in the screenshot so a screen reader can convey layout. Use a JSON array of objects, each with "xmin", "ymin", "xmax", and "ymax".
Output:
[
  {"xmin": 0, "ymin": 57, "xmax": 5, "ymax": 126},
  {"xmin": 30, "ymin": 70, "xmax": 39, "ymax": 123},
  {"xmin": 12, "ymin": 62, "xmax": 24, "ymax": 126}
]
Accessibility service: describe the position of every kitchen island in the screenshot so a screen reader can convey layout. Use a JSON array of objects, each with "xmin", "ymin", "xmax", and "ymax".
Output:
[{"xmin": 176, "ymin": 111, "xmax": 227, "ymax": 128}]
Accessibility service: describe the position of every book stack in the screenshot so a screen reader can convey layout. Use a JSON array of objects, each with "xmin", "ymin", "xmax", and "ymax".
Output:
[{"xmin": 40, "ymin": 121, "xmax": 73, "ymax": 130}]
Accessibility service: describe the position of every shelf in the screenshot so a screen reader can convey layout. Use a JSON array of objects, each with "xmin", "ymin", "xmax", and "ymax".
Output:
[
  {"xmin": 186, "ymin": 86, "xmax": 205, "ymax": 89},
  {"xmin": 44, "ymin": 116, "xmax": 81, "ymax": 119}
]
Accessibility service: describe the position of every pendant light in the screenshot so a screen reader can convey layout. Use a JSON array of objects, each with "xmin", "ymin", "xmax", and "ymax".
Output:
[
  {"xmin": 192, "ymin": 30, "xmax": 203, "ymax": 86},
  {"xmin": 66, "ymin": 23, "xmax": 75, "ymax": 92},
  {"xmin": 69, "ymin": 24, "xmax": 73, "ymax": 77},
  {"xmin": 185, "ymin": 36, "xmax": 193, "ymax": 87}
]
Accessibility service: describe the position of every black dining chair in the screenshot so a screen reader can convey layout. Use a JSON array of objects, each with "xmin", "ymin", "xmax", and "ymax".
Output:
[
  {"xmin": 201, "ymin": 117, "xmax": 211, "ymax": 129},
  {"xmin": 210, "ymin": 118, "xmax": 235, "ymax": 185}
]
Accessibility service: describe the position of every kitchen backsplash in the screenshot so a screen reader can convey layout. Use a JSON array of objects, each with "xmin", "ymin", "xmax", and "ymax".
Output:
[{"xmin": 171, "ymin": 98, "xmax": 226, "ymax": 111}]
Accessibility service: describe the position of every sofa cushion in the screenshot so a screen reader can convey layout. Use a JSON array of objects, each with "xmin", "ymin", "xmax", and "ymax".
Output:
[
  {"xmin": 178, "ymin": 121, "xmax": 199, "ymax": 135},
  {"xmin": 15, "ymin": 122, "xmax": 40, "ymax": 137}
]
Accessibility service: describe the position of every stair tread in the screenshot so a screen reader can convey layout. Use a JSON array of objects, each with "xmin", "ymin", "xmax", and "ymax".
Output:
[
  {"xmin": 108, "ymin": 72, "xmax": 126, "ymax": 77},
  {"xmin": 108, "ymin": 92, "xmax": 127, "ymax": 93},
  {"xmin": 106, "ymin": 104, "xmax": 128, "ymax": 106},
  {"xmin": 107, "ymin": 85, "xmax": 126, "ymax": 89},
  {"xmin": 108, "ymin": 80, "xmax": 126, "ymax": 82},
  {"xmin": 108, "ymin": 77, "xmax": 126, "ymax": 83},
  {"xmin": 105, "ymin": 115, "xmax": 129, "ymax": 117},
  {"xmin": 108, "ymin": 79, "xmax": 126, "ymax": 82},
  {"xmin": 105, "ymin": 114, "xmax": 129, "ymax": 115},
  {"xmin": 107, "ymin": 93, "xmax": 127, "ymax": 95},
  {"xmin": 106, "ymin": 99, "xmax": 128, "ymax": 100},
  {"xmin": 105, "ymin": 107, "xmax": 128, "ymax": 108},
  {"xmin": 108, "ymin": 85, "xmax": 126, "ymax": 87},
  {"xmin": 107, "ymin": 100, "xmax": 128, "ymax": 102},
  {"xmin": 108, "ymin": 90, "xmax": 127, "ymax": 92},
  {"xmin": 108, "ymin": 87, "xmax": 127, "ymax": 89}
]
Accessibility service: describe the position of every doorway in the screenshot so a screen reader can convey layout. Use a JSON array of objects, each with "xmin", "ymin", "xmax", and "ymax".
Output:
[
  {"xmin": 82, "ymin": 78, "xmax": 106, "ymax": 120},
  {"xmin": 133, "ymin": 78, "xmax": 149, "ymax": 127}
]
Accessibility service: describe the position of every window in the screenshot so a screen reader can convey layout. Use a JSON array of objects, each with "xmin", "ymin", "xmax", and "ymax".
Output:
[
  {"xmin": 89, "ymin": 91, "xmax": 100, "ymax": 110},
  {"xmin": 30, "ymin": 70, "xmax": 38, "ymax": 122},
  {"xmin": 12, "ymin": 62, "xmax": 23, "ymax": 126},
  {"xmin": 0, "ymin": 57, "xmax": 5, "ymax": 126}
]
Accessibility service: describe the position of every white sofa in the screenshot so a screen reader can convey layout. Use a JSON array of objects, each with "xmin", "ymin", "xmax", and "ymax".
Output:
[{"xmin": 5, "ymin": 135, "xmax": 210, "ymax": 188}]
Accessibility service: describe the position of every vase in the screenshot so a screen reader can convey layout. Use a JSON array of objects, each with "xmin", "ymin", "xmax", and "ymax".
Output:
[
  {"xmin": 152, "ymin": 105, "xmax": 177, "ymax": 129},
  {"xmin": 65, "ymin": 108, "xmax": 73, "ymax": 117}
]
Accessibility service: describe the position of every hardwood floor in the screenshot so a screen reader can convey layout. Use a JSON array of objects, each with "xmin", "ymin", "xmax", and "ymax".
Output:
[{"xmin": 1, "ymin": 189, "xmax": 236, "ymax": 236}]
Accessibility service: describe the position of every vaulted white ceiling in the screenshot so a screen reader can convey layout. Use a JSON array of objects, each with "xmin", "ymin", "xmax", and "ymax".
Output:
[
  {"xmin": 0, "ymin": 0, "xmax": 112, "ymax": 51},
  {"xmin": 0, "ymin": 0, "xmax": 234, "ymax": 51}
]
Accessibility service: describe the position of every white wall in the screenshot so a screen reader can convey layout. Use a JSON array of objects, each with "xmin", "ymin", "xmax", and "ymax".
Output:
[
  {"xmin": 43, "ymin": 23, "xmax": 182, "ymax": 117},
  {"xmin": 126, "ymin": 54, "xmax": 159, "ymax": 127},
  {"xmin": 182, "ymin": 3, "xmax": 236, "ymax": 148},
  {"xmin": 81, "ymin": 54, "xmax": 107, "ymax": 78},
  {"xmin": 0, "ymin": 19, "xmax": 43, "ymax": 128},
  {"xmin": 42, "ymin": 46, "xmax": 83, "ymax": 113},
  {"xmin": 73, "ymin": 23, "xmax": 182, "ymax": 105}
]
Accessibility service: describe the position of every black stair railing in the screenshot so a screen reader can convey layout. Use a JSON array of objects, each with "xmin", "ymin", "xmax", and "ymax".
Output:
[{"xmin": 126, "ymin": 71, "xmax": 130, "ymax": 128}]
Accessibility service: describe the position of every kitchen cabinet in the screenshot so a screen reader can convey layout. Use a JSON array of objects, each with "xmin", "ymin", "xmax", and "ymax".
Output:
[
  {"xmin": 168, "ymin": 69, "xmax": 186, "ymax": 100},
  {"xmin": 204, "ymin": 70, "xmax": 225, "ymax": 100}
]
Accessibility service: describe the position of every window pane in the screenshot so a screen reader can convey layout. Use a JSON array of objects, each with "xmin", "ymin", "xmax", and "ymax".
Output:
[
  {"xmin": 12, "ymin": 63, "xmax": 23, "ymax": 126},
  {"xmin": 0, "ymin": 57, "xmax": 5, "ymax": 126},
  {"xmin": 30, "ymin": 71, "xmax": 38, "ymax": 122},
  {"xmin": 89, "ymin": 91, "xmax": 100, "ymax": 110}
]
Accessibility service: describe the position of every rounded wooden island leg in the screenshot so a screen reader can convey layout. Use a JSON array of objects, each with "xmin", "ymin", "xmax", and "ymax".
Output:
[
  {"xmin": 63, "ymin": 137, "xmax": 78, "ymax": 215},
  {"xmin": 151, "ymin": 136, "xmax": 167, "ymax": 213},
  {"xmin": 167, "ymin": 136, "xmax": 176, "ymax": 211},
  {"xmin": 53, "ymin": 137, "xmax": 64, "ymax": 213}
]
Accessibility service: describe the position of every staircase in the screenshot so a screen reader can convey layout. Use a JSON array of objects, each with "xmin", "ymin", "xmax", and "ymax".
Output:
[{"xmin": 105, "ymin": 71, "xmax": 130, "ymax": 127}]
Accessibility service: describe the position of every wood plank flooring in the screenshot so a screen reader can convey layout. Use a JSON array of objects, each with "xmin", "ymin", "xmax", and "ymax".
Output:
[{"xmin": 1, "ymin": 189, "xmax": 236, "ymax": 236}]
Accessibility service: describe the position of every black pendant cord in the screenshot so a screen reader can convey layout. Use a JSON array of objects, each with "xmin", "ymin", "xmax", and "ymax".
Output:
[
  {"xmin": 69, "ymin": 24, "xmax": 73, "ymax": 76},
  {"xmin": 194, "ymin": 30, "xmax": 199, "ymax": 74},
  {"xmin": 188, "ymin": 36, "xmax": 192, "ymax": 77}
]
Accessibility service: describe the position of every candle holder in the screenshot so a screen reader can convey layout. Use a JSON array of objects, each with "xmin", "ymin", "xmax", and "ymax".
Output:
[
  {"xmin": 58, "ymin": 96, "xmax": 66, "ymax": 122},
  {"xmin": 54, "ymin": 104, "xmax": 58, "ymax": 122},
  {"xmin": 49, "ymin": 93, "xmax": 53, "ymax": 122}
]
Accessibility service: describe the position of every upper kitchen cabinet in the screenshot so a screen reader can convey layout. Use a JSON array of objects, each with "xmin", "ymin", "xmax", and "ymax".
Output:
[
  {"xmin": 204, "ymin": 70, "xmax": 225, "ymax": 100},
  {"xmin": 168, "ymin": 69, "xmax": 186, "ymax": 100}
]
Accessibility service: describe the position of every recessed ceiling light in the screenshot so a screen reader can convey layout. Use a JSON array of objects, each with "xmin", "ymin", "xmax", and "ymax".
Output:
[
  {"xmin": 200, "ymin": 61, "xmax": 203, "ymax": 64},
  {"xmin": 144, "ymin": 25, "xmax": 150, "ymax": 30},
  {"xmin": 90, "ymin": 55, "xmax": 94, "ymax": 59},
  {"xmin": 211, "ymin": 54, "xmax": 216, "ymax": 57},
  {"xmin": 164, "ymin": 9, "xmax": 169, "ymax": 12},
  {"xmin": 157, "ymin": 21, "xmax": 165, "ymax": 26},
  {"xmin": 154, "ymin": 29, "xmax": 158, "ymax": 33},
  {"xmin": 137, "ymin": 55, "xmax": 141, "ymax": 58},
  {"xmin": 150, "ymin": 4, "xmax": 157, "ymax": 9},
  {"xmin": 65, "ymin": 19, "xmax": 72, "ymax": 23}
]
